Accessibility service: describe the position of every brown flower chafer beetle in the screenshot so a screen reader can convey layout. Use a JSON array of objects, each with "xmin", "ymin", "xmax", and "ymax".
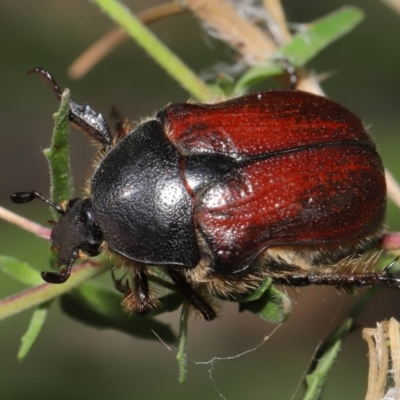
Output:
[{"xmin": 11, "ymin": 68, "xmax": 399, "ymax": 320}]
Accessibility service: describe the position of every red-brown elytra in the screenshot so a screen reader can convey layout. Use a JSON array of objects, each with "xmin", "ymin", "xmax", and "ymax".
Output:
[{"xmin": 11, "ymin": 68, "xmax": 398, "ymax": 321}]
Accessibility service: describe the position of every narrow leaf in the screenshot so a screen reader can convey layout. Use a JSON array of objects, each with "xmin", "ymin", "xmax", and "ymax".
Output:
[
  {"xmin": 17, "ymin": 302, "xmax": 51, "ymax": 361},
  {"xmin": 236, "ymin": 279, "xmax": 272, "ymax": 302},
  {"xmin": 235, "ymin": 6, "xmax": 365, "ymax": 92},
  {"xmin": 43, "ymin": 88, "xmax": 74, "ymax": 210},
  {"xmin": 239, "ymin": 286, "xmax": 292, "ymax": 323},
  {"xmin": 176, "ymin": 302, "xmax": 190, "ymax": 385},
  {"xmin": 302, "ymin": 290, "xmax": 377, "ymax": 400},
  {"xmin": 0, "ymin": 256, "xmax": 42, "ymax": 286},
  {"xmin": 303, "ymin": 318, "xmax": 353, "ymax": 400}
]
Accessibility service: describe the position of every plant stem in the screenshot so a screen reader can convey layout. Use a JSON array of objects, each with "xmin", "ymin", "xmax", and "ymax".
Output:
[
  {"xmin": 0, "ymin": 206, "xmax": 51, "ymax": 240},
  {"xmin": 0, "ymin": 261, "xmax": 110, "ymax": 321},
  {"xmin": 93, "ymin": 0, "xmax": 210, "ymax": 101},
  {"xmin": 176, "ymin": 301, "xmax": 190, "ymax": 384}
]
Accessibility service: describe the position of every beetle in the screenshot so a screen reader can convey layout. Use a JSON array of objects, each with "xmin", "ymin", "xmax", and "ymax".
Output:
[{"xmin": 11, "ymin": 68, "xmax": 399, "ymax": 321}]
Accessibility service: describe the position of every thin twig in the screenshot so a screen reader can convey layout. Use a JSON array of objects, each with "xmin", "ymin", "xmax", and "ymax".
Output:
[
  {"xmin": 386, "ymin": 169, "xmax": 400, "ymax": 209},
  {"xmin": 93, "ymin": 0, "xmax": 209, "ymax": 101},
  {"xmin": 381, "ymin": 0, "xmax": 400, "ymax": 15},
  {"xmin": 380, "ymin": 232, "xmax": 400, "ymax": 251},
  {"xmin": 0, "ymin": 205, "xmax": 51, "ymax": 240},
  {"xmin": 0, "ymin": 261, "xmax": 110, "ymax": 321},
  {"xmin": 69, "ymin": 3, "xmax": 185, "ymax": 79}
]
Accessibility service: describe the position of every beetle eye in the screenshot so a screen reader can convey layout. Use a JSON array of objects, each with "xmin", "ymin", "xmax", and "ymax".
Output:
[
  {"xmin": 67, "ymin": 198, "xmax": 80, "ymax": 210},
  {"xmin": 82, "ymin": 241, "xmax": 101, "ymax": 257}
]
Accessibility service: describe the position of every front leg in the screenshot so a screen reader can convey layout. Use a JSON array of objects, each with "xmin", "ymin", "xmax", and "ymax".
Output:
[
  {"xmin": 121, "ymin": 264, "xmax": 153, "ymax": 316},
  {"xmin": 29, "ymin": 68, "xmax": 113, "ymax": 150},
  {"xmin": 42, "ymin": 247, "xmax": 79, "ymax": 284}
]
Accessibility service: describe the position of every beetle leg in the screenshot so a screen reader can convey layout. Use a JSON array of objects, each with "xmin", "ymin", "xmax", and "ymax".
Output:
[
  {"xmin": 110, "ymin": 106, "xmax": 132, "ymax": 142},
  {"xmin": 121, "ymin": 265, "xmax": 154, "ymax": 316},
  {"xmin": 41, "ymin": 247, "xmax": 79, "ymax": 284},
  {"xmin": 132, "ymin": 265, "xmax": 152, "ymax": 316},
  {"xmin": 29, "ymin": 67, "xmax": 113, "ymax": 150},
  {"xmin": 68, "ymin": 100, "xmax": 113, "ymax": 150},
  {"xmin": 274, "ymin": 269, "xmax": 400, "ymax": 290},
  {"xmin": 167, "ymin": 267, "xmax": 216, "ymax": 321}
]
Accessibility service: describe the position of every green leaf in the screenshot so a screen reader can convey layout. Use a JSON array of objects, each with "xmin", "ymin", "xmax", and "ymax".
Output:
[
  {"xmin": 0, "ymin": 256, "xmax": 42, "ymax": 286},
  {"xmin": 176, "ymin": 302, "xmax": 190, "ymax": 385},
  {"xmin": 302, "ymin": 318, "xmax": 354, "ymax": 400},
  {"xmin": 239, "ymin": 286, "xmax": 292, "ymax": 323},
  {"xmin": 209, "ymin": 74, "xmax": 236, "ymax": 97},
  {"xmin": 303, "ymin": 339, "xmax": 343, "ymax": 400},
  {"xmin": 0, "ymin": 258, "xmax": 53, "ymax": 359},
  {"xmin": 43, "ymin": 88, "xmax": 74, "ymax": 210},
  {"xmin": 237, "ymin": 279, "xmax": 272, "ymax": 302},
  {"xmin": 17, "ymin": 302, "xmax": 51, "ymax": 361},
  {"xmin": 302, "ymin": 289, "xmax": 377, "ymax": 399},
  {"xmin": 235, "ymin": 6, "xmax": 365, "ymax": 92},
  {"xmin": 282, "ymin": 6, "xmax": 364, "ymax": 63},
  {"xmin": 59, "ymin": 281, "xmax": 176, "ymax": 343}
]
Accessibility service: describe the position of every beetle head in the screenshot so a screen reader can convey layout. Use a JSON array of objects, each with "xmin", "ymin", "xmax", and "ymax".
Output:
[
  {"xmin": 45, "ymin": 198, "xmax": 103, "ymax": 283},
  {"xmin": 10, "ymin": 192, "xmax": 103, "ymax": 283},
  {"xmin": 50, "ymin": 198, "xmax": 103, "ymax": 265}
]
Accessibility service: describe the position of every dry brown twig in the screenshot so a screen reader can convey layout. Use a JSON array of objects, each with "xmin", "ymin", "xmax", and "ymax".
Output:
[
  {"xmin": 363, "ymin": 318, "xmax": 400, "ymax": 400},
  {"xmin": 263, "ymin": 0, "xmax": 292, "ymax": 44},
  {"xmin": 381, "ymin": 0, "xmax": 400, "ymax": 15},
  {"xmin": 0, "ymin": 205, "xmax": 51, "ymax": 240}
]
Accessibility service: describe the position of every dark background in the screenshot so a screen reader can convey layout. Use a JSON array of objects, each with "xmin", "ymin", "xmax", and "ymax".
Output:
[{"xmin": 1, "ymin": 1, "xmax": 400, "ymax": 399}]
